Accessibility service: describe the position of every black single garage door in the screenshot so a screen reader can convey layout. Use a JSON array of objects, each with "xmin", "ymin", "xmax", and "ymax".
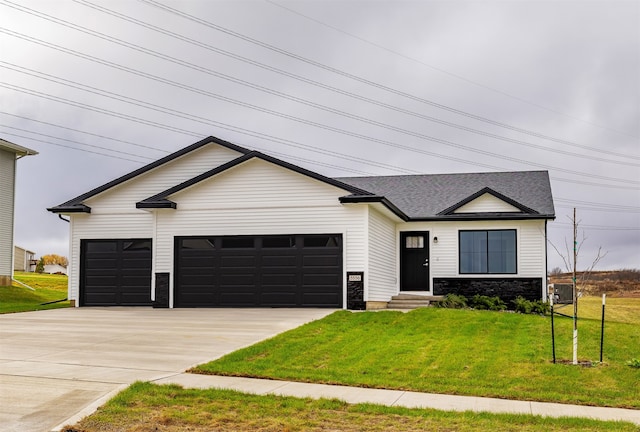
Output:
[
  {"xmin": 175, "ymin": 234, "xmax": 342, "ymax": 307},
  {"xmin": 81, "ymin": 239, "xmax": 152, "ymax": 306}
]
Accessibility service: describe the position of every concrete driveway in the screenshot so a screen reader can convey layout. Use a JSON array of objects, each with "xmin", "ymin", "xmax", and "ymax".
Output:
[{"xmin": 0, "ymin": 307, "xmax": 335, "ymax": 432}]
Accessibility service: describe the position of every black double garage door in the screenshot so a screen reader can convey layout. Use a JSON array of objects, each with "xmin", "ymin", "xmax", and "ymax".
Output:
[
  {"xmin": 175, "ymin": 234, "xmax": 343, "ymax": 307},
  {"xmin": 81, "ymin": 234, "xmax": 343, "ymax": 308}
]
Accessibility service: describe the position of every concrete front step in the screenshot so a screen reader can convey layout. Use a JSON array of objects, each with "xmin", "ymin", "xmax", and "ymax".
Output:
[
  {"xmin": 387, "ymin": 294, "xmax": 445, "ymax": 310},
  {"xmin": 392, "ymin": 294, "xmax": 445, "ymax": 301}
]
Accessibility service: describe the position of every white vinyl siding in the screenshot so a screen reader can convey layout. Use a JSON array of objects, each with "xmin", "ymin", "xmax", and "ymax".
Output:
[
  {"xmin": 398, "ymin": 219, "xmax": 547, "ymax": 283},
  {"xmin": 0, "ymin": 149, "xmax": 16, "ymax": 278},
  {"xmin": 366, "ymin": 207, "xmax": 397, "ymax": 301},
  {"xmin": 84, "ymin": 145, "xmax": 243, "ymax": 212},
  {"xmin": 454, "ymin": 193, "xmax": 521, "ymax": 213}
]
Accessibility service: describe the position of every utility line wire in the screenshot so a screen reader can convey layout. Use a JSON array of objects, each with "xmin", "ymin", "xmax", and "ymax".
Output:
[
  {"xmin": 4, "ymin": 4, "xmax": 637, "ymax": 171},
  {"xmin": 265, "ymin": 0, "xmax": 637, "ymax": 139},
  {"xmin": 1, "ymin": 54, "xmax": 638, "ymax": 186},
  {"xmin": 0, "ymin": 124, "xmax": 155, "ymax": 160},
  {"xmin": 71, "ymin": 0, "xmax": 640, "ymax": 162},
  {"xmin": 551, "ymin": 222, "xmax": 640, "ymax": 231},
  {"xmin": 138, "ymin": 0, "xmax": 640, "ymax": 155},
  {"xmin": 555, "ymin": 204, "xmax": 640, "ymax": 214},
  {"xmin": 3, "ymin": 80, "xmax": 638, "ymax": 191},
  {"xmin": 555, "ymin": 198, "xmax": 640, "ymax": 211},
  {"xmin": 0, "ymin": 81, "xmax": 416, "ymax": 174},
  {"xmin": 0, "ymin": 130, "xmax": 148, "ymax": 163},
  {"xmin": 0, "ymin": 110, "xmax": 169, "ymax": 153}
]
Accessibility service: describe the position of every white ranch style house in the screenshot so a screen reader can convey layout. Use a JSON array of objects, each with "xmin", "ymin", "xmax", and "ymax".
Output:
[{"xmin": 48, "ymin": 136, "xmax": 555, "ymax": 309}]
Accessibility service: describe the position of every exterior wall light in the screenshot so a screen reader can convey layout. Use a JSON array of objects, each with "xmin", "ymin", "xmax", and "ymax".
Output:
[{"xmin": 433, "ymin": 236, "xmax": 438, "ymax": 243}]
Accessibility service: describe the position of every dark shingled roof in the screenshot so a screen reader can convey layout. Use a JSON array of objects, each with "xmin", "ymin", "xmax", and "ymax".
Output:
[
  {"xmin": 335, "ymin": 171, "xmax": 555, "ymax": 220},
  {"xmin": 47, "ymin": 135, "xmax": 554, "ymax": 221}
]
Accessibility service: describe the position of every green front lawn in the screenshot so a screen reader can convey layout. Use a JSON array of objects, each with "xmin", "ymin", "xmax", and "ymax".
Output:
[
  {"xmin": 0, "ymin": 272, "xmax": 70, "ymax": 314},
  {"xmin": 193, "ymin": 305, "xmax": 640, "ymax": 409},
  {"xmin": 68, "ymin": 382, "xmax": 638, "ymax": 432}
]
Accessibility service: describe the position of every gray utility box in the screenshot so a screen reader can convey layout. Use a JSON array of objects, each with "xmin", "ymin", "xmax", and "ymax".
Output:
[{"xmin": 551, "ymin": 283, "xmax": 573, "ymax": 304}]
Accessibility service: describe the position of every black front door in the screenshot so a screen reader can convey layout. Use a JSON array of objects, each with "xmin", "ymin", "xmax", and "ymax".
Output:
[{"xmin": 400, "ymin": 231, "xmax": 430, "ymax": 291}]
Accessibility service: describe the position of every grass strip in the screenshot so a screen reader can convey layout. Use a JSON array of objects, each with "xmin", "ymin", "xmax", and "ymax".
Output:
[{"xmin": 67, "ymin": 382, "xmax": 638, "ymax": 432}]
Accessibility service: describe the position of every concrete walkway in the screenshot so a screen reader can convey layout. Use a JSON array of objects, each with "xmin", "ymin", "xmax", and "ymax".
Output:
[{"xmin": 155, "ymin": 374, "xmax": 640, "ymax": 426}]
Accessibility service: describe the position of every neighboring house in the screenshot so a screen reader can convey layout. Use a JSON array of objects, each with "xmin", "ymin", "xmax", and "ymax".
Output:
[
  {"xmin": 0, "ymin": 138, "xmax": 38, "ymax": 286},
  {"xmin": 14, "ymin": 246, "xmax": 36, "ymax": 272},
  {"xmin": 48, "ymin": 136, "xmax": 555, "ymax": 309},
  {"xmin": 43, "ymin": 264, "xmax": 68, "ymax": 275}
]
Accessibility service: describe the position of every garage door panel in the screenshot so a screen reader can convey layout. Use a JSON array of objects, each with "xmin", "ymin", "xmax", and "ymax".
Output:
[
  {"xmin": 175, "ymin": 235, "xmax": 342, "ymax": 308},
  {"xmin": 261, "ymin": 274, "xmax": 297, "ymax": 285},
  {"xmin": 178, "ymin": 257, "xmax": 214, "ymax": 268},
  {"xmin": 84, "ymin": 293, "xmax": 118, "ymax": 305},
  {"xmin": 220, "ymin": 255, "xmax": 257, "ymax": 268},
  {"xmin": 261, "ymin": 255, "xmax": 297, "ymax": 267},
  {"xmin": 302, "ymin": 293, "xmax": 341, "ymax": 307},
  {"xmin": 84, "ymin": 275, "xmax": 118, "ymax": 286},
  {"xmin": 84, "ymin": 258, "xmax": 118, "ymax": 270},
  {"xmin": 120, "ymin": 258, "xmax": 153, "ymax": 270},
  {"xmin": 303, "ymin": 255, "xmax": 341, "ymax": 267}
]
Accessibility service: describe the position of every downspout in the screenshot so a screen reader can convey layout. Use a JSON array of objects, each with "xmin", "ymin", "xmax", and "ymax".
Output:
[
  {"xmin": 12, "ymin": 277, "xmax": 35, "ymax": 291},
  {"xmin": 58, "ymin": 214, "xmax": 70, "ymax": 223},
  {"xmin": 544, "ymin": 219, "xmax": 548, "ymax": 301}
]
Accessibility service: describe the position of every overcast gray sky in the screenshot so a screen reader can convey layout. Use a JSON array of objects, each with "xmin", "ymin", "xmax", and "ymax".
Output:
[{"xmin": 2, "ymin": 0, "xmax": 638, "ymax": 271}]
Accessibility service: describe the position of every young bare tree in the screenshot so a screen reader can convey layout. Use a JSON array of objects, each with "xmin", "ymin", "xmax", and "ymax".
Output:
[{"xmin": 548, "ymin": 209, "xmax": 607, "ymax": 365}]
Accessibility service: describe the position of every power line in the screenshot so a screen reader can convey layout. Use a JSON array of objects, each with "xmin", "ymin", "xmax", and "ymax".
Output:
[
  {"xmin": 555, "ymin": 204, "xmax": 640, "ymax": 214},
  {"xmin": 0, "ymin": 110, "xmax": 169, "ymax": 154},
  {"xmin": 0, "ymin": 83, "xmax": 416, "ymax": 175},
  {"xmin": 265, "ymin": 0, "xmax": 638, "ymax": 139},
  {"xmin": 69, "ymin": 0, "xmax": 640, "ymax": 165},
  {"xmin": 138, "ymin": 0, "xmax": 640, "ymax": 156},
  {"xmin": 555, "ymin": 198, "xmax": 640, "ymax": 211},
  {"xmin": 4, "ymin": 78, "xmax": 638, "ymax": 191},
  {"xmin": 0, "ymin": 124, "xmax": 156, "ymax": 160},
  {"xmin": 2, "ymin": 55, "xmax": 638, "ymax": 186},
  {"xmin": 0, "ymin": 130, "xmax": 148, "ymax": 163},
  {"xmin": 5, "ymin": 1, "xmax": 638, "ymax": 174},
  {"xmin": 550, "ymin": 222, "xmax": 640, "ymax": 231}
]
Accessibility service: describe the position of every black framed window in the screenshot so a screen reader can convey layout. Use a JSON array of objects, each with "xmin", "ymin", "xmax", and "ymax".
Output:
[{"xmin": 459, "ymin": 230, "xmax": 516, "ymax": 274}]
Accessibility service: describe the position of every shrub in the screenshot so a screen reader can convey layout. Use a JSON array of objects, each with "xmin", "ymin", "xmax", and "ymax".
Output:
[
  {"xmin": 436, "ymin": 293, "xmax": 467, "ymax": 309},
  {"xmin": 511, "ymin": 296, "xmax": 550, "ymax": 315},
  {"xmin": 512, "ymin": 296, "xmax": 532, "ymax": 314},
  {"xmin": 531, "ymin": 299, "xmax": 550, "ymax": 315},
  {"xmin": 469, "ymin": 295, "xmax": 506, "ymax": 311}
]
